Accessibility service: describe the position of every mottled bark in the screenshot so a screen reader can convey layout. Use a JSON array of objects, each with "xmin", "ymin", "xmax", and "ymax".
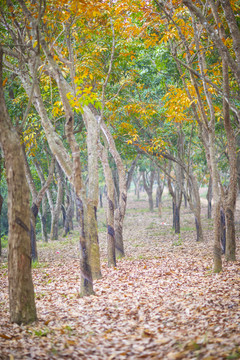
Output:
[
  {"xmin": 84, "ymin": 108, "xmax": 101, "ymax": 279},
  {"xmin": 99, "ymin": 142, "xmax": 116, "ymax": 267},
  {"xmin": 0, "ymin": 48, "xmax": 37, "ymax": 323},
  {"xmin": 99, "ymin": 188, "xmax": 103, "ymax": 208},
  {"xmin": 222, "ymin": 57, "xmax": 237, "ymax": 261},
  {"xmin": 0, "ymin": 194, "xmax": 3, "ymax": 256},
  {"xmin": 207, "ymin": 177, "xmax": 213, "ymax": 219},
  {"xmin": 63, "ymin": 194, "xmax": 72, "ymax": 236},
  {"xmin": 156, "ymin": 170, "xmax": 165, "ymax": 217},
  {"xmin": 220, "ymin": 208, "xmax": 226, "ymax": 254},
  {"xmin": 168, "ymin": 162, "xmax": 182, "ymax": 235},
  {"xmin": 39, "ymin": 196, "xmax": 48, "ymax": 243},
  {"xmin": 78, "ymin": 198, "xmax": 94, "ymax": 297},
  {"xmin": 50, "ymin": 163, "xmax": 64, "ymax": 240},
  {"xmin": 194, "ymin": 216, "xmax": 203, "ymax": 243},
  {"xmin": 0, "ymin": 153, "xmax": 3, "ymax": 256},
  {"xmin": 225, "ymin": 207, "xmax": 235, "ymax": 260},
  {"xmin": 101, "ymin": 122, "xmax": 127, "ymax": 258},
  {"xmin": 142, "ymin": 169, "xmax": 155, "ymax": 212}
]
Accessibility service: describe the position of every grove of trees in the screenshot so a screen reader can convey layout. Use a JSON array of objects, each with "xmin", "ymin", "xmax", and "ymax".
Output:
[{"xmin": 0, "ymin": 0, "xmax": 239, "ymax": 325}]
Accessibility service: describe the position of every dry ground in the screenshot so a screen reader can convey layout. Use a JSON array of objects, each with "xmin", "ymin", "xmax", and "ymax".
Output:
[{"xmin": 0, "ymin": 190, "xmax": 239, "ymax": 359}]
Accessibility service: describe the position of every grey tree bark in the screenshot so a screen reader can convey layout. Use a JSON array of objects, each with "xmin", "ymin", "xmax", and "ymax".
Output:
[{"xmin": 0, "ymin": 48, "xmax": 37, "ymax": 323}]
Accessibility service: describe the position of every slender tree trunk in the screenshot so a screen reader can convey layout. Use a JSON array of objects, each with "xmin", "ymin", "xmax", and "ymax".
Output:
[
  {"xmin": 101, "ymin": 122, "xmax": 127, "ymax": 258},
  {"xmin": 168, "ymin": 165, "xmax": 182, "ymax": 235},
  {"xmin": 0, "ymin": 49, "xmax": 37, "ymax": 323},
  {"xmin": 209, "ymin": 131, "xmax": 222, "ymax": 272},
  {"xmin": 0, "ymin": 194, "xmax": 3, "ymax": 256},
  {"xmin": 99, "ymin": 142, "xmax": 116, "ymax": 267},
  {"xmin": 64, "ymin": 194, "xmax": 72, "ymax": 236},
  {"xmin": 183, "ymin": 193, "xmax": 187, "ymax": 208},
  {"xmin": 174, "ymin": 205, "xmax": 180, "ymax": 234},
  {"xmin": 225, "ymin": 207, "xmax": 235, "ymax": 259},
  {"xmin": 40, "ymin": 195, "xmax": 48, "ymax": 242},
  {"xmin": 148, "ymin": 192, "xmax": 154, "ymax": 212},
  {"xmin": 222, "ymin": 57, "xmax": 237, "ymax": 261},
  {"xmin": 50, "ymin": 162, "xmax": 64, "ymax": 240},
  {"xmin": 142, "ymin": 169, "xmax": 155, "ymax": 212},
  {"xmin": 194, "ymin": 216, "xmax": 203, "ymax": 242},
  {"xmin": 172, "ymin": 200, "xmax": 175, "ymax": 229},
  {"xmin": 156, "ymin": 170, "xmax": 165, "ymax": 217},
  {"xmin": 84, "ymin": 108, "xmax": 101, "ymax": 279},
  {"xmin": 220, "ymin": 208, "xmax": 226, "ymax": 254},
  {"xmin": 207, "ymin": 177, "xmax": 212, "ymax": 219},
  {"xmin": 0, "ymin": 153, "xmax": 3, "ymax": 256},
  {"xmin": 99, "ymin": 187, "xmax": 103, "ymax": 208},
  {"xmin": 30, "ymin": 204, "xmax": 38, "ymax": 262},
  {"xmin": 78, "ymin": 197, "xmax": 94, "ymax": 297}
]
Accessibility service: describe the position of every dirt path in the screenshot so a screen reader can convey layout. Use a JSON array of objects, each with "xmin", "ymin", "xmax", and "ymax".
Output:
[{"xmin": 0, "ymin": 192, "xmax": 239, "ymax": 359}]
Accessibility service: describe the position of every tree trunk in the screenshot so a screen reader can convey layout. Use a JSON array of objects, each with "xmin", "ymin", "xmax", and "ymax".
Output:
[
  {"xmin": 84, "ymin": 107, "xmax": 102, "ymax": 279},
  {"xmin": 78, "ymin": 197, "xmax": 94, "ymax": 297},
  {"xmin": 101, "ymin": 122, "xmax": 127, "ymax": 258},
  {"xmin": 213, "ymin": 199, "xmax": 222, "ymax": 272},
  {"xmin": 30, "ymin": 204, "xmax": 38, "ymax": 262},
  {"xmin": 0, "ymin": 153, "xmax": 3, "ymax": 256},
  {"xmin": 63, "ymin": 184, "xmax": 74, "ymax": 237},
  {"xmin": 40, "ymin": 195, "xmax": 48, "ymax": 242},
  {"xmin": 156, "ymin": 170, "xmax": 165, "ymax": 217},
  {"xmin": 225, "ymin": 207, "xmax": 235, "ymax": 260},
  {"xmin": 0, "ymin": 194, "xmax": 3, "ymax": 256},
  {"xmin": 220, "ymin": 208, "xmax": 226, "ymax": 254},
  {"xmin": 50, "ymin": 162, "xmax": 64, "ymax": 240},
  {"xmin": 183, "ymin": 193, "xmax": 187, "ymax": 208},
  {"xmin": 99, "ymin": 188, "xmax": 103, "ymax": 208},
  {"xmin": 174, "ymin": 205, "xmax": 180, "ymax": 234},
  {"xmin": 207, "ymin": 177, "xmax": 212, "ymax": 219},
  {"xmin": 0, "ymin": 48, "xmax": 37, "ymax": 323},
  {"xmin": 168, "ymin": 166, "xmax": 182, "ymax": 234},
  {"xmin": 222, "ymin": 57, "xmax": 237, "ymax": 262},
  {"xmin": 142, "ymin": 169, "xmax": 155, "ymax": 212},
  {"xmin": 148, "ymin": 192, "xmax": 154, "ymax": 212},
  {"xmin": 99, "ymin": 142, "xmax": 116, "ymax": 267},
  {"xmin": 194, "ymin": 216, "xmax": 203, "ymax": 242}
]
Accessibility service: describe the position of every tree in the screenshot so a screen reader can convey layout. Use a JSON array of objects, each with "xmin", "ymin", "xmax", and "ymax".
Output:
[{"xmin": 0, "ymin": 47, "xmax": 37, "ymax": 324}]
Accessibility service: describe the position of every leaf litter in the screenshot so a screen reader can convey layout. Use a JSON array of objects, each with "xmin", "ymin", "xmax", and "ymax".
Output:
[{"xmin": 0, "ymin": 193, "xmax": 239, "ymax": 359}]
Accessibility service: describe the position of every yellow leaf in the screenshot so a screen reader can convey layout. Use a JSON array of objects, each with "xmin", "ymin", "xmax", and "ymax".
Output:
[{"xmin": 2, "ymin": 78, "xmax": 8, "ymax": 86}]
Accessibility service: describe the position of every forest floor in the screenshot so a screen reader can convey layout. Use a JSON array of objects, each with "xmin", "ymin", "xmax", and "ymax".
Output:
[{"xmin": 0, "ymin": 190, "xmax": 240, "ymax": 360}]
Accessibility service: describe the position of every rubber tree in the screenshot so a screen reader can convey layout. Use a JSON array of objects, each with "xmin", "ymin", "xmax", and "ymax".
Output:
[{"xmin": 0, "ymin": 47, "xmax": 37, "ymax": 324}]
